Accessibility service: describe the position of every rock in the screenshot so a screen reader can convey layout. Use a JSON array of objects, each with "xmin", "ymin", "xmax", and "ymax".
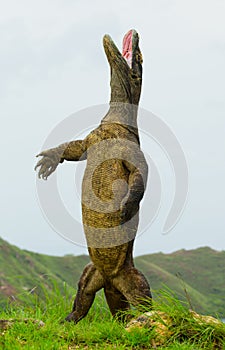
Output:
[
  {"xmin": 189, "ymin": 310, "xmax": 222, "ymax": 326},
  {"xmin": 125, "ymin": 310, "xmax": 224, "ymax": 347},
  {"xmin": 126, "ymin": 310, "xmax": 173, "ymax": 346},
  {"xmin": 0, "ymin": 319, "xmax": 13, "ymax": 331},
  {"xmin": 0, "ymin": 318, "xmax": 45, "ymax": 332}
]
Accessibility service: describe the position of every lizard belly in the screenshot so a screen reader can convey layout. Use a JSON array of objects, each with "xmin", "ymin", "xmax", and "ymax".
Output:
[
  {"xmin": 88, "ymin": 244, "xmax": 131, "ymax": 277},
  {"xmin": 82, "ymin": 157, "xmax": 129, "ymax": 226},
  {"xmin": 82, "ymin": 157, "xmax": 138, "ymax": 276}
]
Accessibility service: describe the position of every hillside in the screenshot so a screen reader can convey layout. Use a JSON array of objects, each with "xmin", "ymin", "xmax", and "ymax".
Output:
[
  {"xmin": 135, "ymin": 247, "xmax": 225, "ymax": 317},
  {"xmin": 1, "ymin": 237, "xmax": 224, "ymax": 317},
  {"xmin": 0, "ymin": 237, "xmax": 89, "ymax": 308}
]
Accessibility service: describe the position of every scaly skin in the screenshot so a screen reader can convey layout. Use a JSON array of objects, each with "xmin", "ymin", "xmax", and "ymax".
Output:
[{"xmin": 35, "ymin": 30, "xmax": 152, "ymax": 323}]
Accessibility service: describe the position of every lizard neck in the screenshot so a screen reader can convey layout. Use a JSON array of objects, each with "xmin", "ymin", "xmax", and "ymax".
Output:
[{"xmin": 101, "ymin": 102, "xmax": 139, "ymax": 140}]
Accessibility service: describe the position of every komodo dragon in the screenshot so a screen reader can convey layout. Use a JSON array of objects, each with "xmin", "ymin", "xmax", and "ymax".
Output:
[{"xmin": 35, "ymin": 29, "xmax": 152, "ymax": 323}]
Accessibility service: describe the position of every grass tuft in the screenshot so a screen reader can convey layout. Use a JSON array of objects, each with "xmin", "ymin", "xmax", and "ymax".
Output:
[{"xmin": 1, "ymin": 281, "xmax": 224, "ymax": 349}]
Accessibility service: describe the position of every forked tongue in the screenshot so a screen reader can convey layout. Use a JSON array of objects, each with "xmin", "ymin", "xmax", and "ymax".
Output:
[{"xmin": 122, "ymin": 30, "xmax": 133, "ymax": 68}]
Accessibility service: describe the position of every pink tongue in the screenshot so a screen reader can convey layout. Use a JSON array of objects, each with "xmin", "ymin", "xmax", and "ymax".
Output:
[{"xmin": 122, "ymin": 30, "xmax": 133, "ymax": 68}]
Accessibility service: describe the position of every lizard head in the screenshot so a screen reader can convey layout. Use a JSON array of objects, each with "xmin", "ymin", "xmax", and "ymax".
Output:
[{"xmin": 103, "ymin": 29, "xmax": 142, "ymax": 105}]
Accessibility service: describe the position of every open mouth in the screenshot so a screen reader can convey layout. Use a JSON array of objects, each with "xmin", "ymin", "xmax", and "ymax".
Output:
[
  {"xmin": 103, "ymin": 29, "xmax": 139, "ymax": 71},
  {"xmin": 122, "ymin": 30, "xmax": 133, "ymax": 68}
]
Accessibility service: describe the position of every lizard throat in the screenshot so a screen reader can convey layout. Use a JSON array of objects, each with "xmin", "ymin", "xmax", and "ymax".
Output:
[{"xmin": 122, "ymin": 30, "xmax": 133, "ymax": 68}]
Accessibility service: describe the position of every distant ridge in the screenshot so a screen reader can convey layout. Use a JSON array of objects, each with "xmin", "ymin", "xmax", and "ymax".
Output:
[{"xmin": 1, "ymin": 237, "xmax": 224, "ymax": 317}]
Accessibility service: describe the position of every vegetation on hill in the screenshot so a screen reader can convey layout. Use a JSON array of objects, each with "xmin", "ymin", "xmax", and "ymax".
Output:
[
  {"xmin": 1, "ymin": 237, "xmax": 225, "ymax": 319},
  {"xmin": 135, "ymin": 247, "xmax": 225, "ymax": 317}
]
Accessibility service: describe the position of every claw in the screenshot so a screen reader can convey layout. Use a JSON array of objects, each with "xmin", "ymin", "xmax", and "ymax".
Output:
[
  {"xmin": 35, "ymin": 148, "xmax": 61, "ymax": 180},
  {"xmin": 34, "ymin": 158, "xmax": 44, "ymax": 171},
  {"xmin": 36, "ymin": 150, "xmax": 48, "ymax": 157}
]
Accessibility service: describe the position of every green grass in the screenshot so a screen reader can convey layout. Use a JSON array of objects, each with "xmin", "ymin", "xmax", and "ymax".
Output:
[
  {"xmin": 1, "ymin": 283, "xmax": 225, "ymax": 350},
  {"xmin": 1, "ymin": 237, "xmax": 225, "ymax": 318}
]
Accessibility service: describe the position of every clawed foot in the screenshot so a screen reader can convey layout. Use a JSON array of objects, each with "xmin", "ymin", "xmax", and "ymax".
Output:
[
  {"xmin": 34, "ymin": 147, "xmax": 65, "ymax": 180},
  {"xmin": 35, "ymin": 157, "xmax": 58, "ymax": 180},
  {"xmin": 64, "ymin": 312, "xmax": 79, "ymax": 323},
  {"xmin": 64, "ymin": 312, "xmax": 74, "ymax": 322}
]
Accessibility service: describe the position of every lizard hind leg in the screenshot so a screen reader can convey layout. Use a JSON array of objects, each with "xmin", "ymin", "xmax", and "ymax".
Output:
[
  {"xmin": 112, "ymin": 267, "xmax": 152, "ymax": 311},
  {"xmin": 65, "ymin": 262, "xmax": 104, "ymax": 323},
  {"xmin": 104, "ymin": 285, "xmax": 130, "ymax": 322}
]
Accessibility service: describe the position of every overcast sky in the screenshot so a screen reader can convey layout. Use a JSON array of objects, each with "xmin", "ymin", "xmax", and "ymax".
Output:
[{"xmin": 0, "ymin": 0, "xmax": 225, "ymax": 256}]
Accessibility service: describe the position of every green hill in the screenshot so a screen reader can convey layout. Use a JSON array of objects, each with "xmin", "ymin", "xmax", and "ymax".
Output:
[
  {"xmin": 1, "ymin": 237, "xmax": 224, "ymax": 317},
  {"xmin": 135, "ymin": 248, "xmax": 225, "ymax": 317}
]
